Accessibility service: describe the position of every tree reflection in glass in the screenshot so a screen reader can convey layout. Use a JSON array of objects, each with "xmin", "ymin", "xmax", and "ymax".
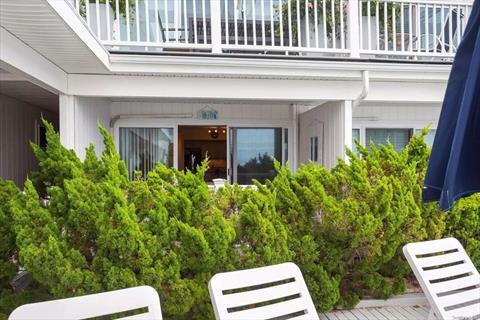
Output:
[{"xmin": 235, "ymin": 128, "xmax": 282, "ymax": 184}]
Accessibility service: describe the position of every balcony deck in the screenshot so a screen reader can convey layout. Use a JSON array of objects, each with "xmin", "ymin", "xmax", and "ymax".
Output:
[{"xmin": 69, "ymin": 0, "xmax": 473, "ymax": 62}]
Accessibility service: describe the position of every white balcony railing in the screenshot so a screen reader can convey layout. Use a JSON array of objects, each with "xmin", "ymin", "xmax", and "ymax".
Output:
[{"xmin": 70, "ymin": 0, "xmax": 473, "ymax": 60}]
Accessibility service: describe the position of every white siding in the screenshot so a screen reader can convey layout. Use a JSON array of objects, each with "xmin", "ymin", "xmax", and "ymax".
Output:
[
  {"xmin": 299, "ymin": 101, "xmax": 349, "ymax": 168},
  {"xmin": 110, "ymin": 101, "xmax": 292, "ymax": 122},
  {"xmin": 74, "ymin": 97, "xmax": 111, "ymax": 160},
  {"xmin": 353, "ymin": 103, "xmax": 442, "ymax": 145},
  {"xmin": 353, "ymin": 104, "xmax": 441, "ymax": 127},
  {"xmin": 0, "ymin": 94, "xmax": 58, "ymax": 186}
]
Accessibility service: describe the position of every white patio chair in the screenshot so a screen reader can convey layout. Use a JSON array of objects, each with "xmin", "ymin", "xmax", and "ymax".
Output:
[
  {"xmin": 403, "ymin": 238, "xmax": 480, "ymax": 320},
  {"xmin": 9, "ymin": 285, "xmax": 162, "ymax": 320},
  {"xmin": 212, "ymin": 178, "xmax": 226, "ymax": 191},
  {"xmin": 208, "ymin": 262, "xmax": 319, "ymax": 320}
]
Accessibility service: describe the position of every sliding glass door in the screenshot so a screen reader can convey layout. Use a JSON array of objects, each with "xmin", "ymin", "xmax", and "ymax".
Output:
[
  {"xmin": 119, "ymin": 127, "xmax": 174, "ymax": 178},
  {"xmin": 230, "ymin": 127, "xmax": 284, "ymax": 184}
]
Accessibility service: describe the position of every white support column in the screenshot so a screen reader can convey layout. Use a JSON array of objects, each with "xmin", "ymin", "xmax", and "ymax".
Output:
[
  {"xmin": 347, "ymin": 0, "xmax": 361, "ymax": 58},
  {"xmin": 210, "ymin": 0, "xmax": 222, "ymax": 54},
  {"xmin": 343, "ymin": 100, "xmax": 353, "ymax": 163},
  {"xmin": 59, "ymin": 94, "xmax": 76, "ymax": 150}
]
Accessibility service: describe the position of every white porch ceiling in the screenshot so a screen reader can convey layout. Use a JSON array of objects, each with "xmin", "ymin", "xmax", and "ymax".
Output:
[
  {"xmin": 0, "ymin": 68, "xmax": 58, "ymax": 111},
  {"xmin": 0, "ymin": 0, "xmax": 108, "ymax": 74}
]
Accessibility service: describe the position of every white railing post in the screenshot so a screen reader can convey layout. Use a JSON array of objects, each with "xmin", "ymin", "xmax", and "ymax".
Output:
[
  {"xmin": 210, "ymin": 0, "xmax": 222, "ymax": 53},
  {"xmin": 348, "ymin": 0, "xmax": 361, "ymax": 57}
]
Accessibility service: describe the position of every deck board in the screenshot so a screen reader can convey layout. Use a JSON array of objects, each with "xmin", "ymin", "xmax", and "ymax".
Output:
[{"xmin": 321, "ymin": 306, "xmax": 430, "ymax": 320}]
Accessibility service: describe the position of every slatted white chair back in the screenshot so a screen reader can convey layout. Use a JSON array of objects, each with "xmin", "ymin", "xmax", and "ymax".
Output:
[
  {"xmin": 212, "ymin": 178, "xmax": 226, "ymax": 192},
  {"xmin": 208, "ymin": 262, "xmax": 319, "ymax": 320},
  {"xmin": 403, "ymin": 238, "xmax": 480, "ymax": 320},
  {"xmin": 9, "ymin": 285, "xmax": 162, "ymax": 320}
]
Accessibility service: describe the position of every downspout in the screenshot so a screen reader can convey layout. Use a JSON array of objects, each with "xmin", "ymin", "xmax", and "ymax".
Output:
[
  {"xmin": 344, "ymin": 70, "xmax": 370, "ymax": 163},
  {"xmin": 353, "ymin": 70, "xmax": 370, "ymax": 107}
]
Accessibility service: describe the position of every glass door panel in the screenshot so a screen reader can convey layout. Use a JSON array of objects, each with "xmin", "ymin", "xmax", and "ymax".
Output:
[
  {"xmin": 119, "ymin": 127, "xmax": 174, "ymax": 178},
  {"xmin": 231, "ymin": 128, "xmax": 282, "ymax": 184}
]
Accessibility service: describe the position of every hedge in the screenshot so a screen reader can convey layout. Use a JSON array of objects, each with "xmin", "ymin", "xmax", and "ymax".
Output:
[{"xmin": 0, "ymin": 122, "xmax": 478, "ymax": 319}]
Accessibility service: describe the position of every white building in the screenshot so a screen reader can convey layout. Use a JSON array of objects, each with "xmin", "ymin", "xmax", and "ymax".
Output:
[{"xmin": 0, "ymin": 0, "xmax": 473, "ymax": 186}]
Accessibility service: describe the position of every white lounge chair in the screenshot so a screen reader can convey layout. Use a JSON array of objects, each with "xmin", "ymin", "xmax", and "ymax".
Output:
[
  {"xmin": 403, "ymin": 238, "xmax": 480, "ymax": 320},
  {"xmin": 9, "ymin": 285, "xmax": 163, "ymax": 320},
  {"xmin": 208, "ymin": 262, "xmax": 319, "ymax": 320}
]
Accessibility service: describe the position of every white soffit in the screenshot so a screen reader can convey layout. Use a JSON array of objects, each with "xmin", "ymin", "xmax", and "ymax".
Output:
[
  {"xmin": 0, "ymin": 69, "xmax": 58, "ymax": 111},
  {"xmin": 0, "ymin": 0, "xmax": 109, "ymax": 74}
]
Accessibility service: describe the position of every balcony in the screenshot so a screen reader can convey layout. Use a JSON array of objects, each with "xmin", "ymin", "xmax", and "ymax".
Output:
[{"xmin": 69, "ymin": 0, "xmax": 472, "ymax": 61}]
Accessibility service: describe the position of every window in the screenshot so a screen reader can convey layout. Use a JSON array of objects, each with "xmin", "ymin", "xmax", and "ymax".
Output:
[
  {"xmin": 232, "ymin": 128, "xmax": 283, "ymax": 185},
  {"xmin": 366, "ymin": 128, "xmax": 412, "ymax": 152},
  {"xmin": 310, "ymin": 136, "xmax": 318, "ymax": 162},
  {"xmin": 352, "ymin": 129, "xmax": 360, "ymax": 155},
  {"xmin": 415, "ymin": 129, "xmax": 436, "ymax": 147},
  {"xmin": 119, "ymin": 127, "xmax": 174, "ymax": 179},
  {"xmin": 37, "ymin": 123, "xmax": 47, "ymax": 149}
]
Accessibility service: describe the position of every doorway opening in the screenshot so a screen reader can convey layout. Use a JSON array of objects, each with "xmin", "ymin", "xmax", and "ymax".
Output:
[{"xmin": 178, "ymin": 125, "xmax": 227, "ymax": 183}]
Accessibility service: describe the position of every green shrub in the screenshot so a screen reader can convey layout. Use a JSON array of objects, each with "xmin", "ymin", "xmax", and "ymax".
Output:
[
  {"xmin": 8, "ymin": 122, "xmax": 236, "ymax": 319},
  {"xmin": 444, "ymin": 194, "xmax": 480, "ymax": 268},
  {"xmin": 261, "ymin": 130, "xmax": 445, "ymax": 309},
  {"xmin": 0, "ymin": 179, "xmax": 21, "ymax": 319},
  {"xmin": 0, "ymin": 122, "xmax": 477, "ymax": 318},
  {"xmin": 0, "ymin": 179, "xmax": 19, "ymax": 290},
  {"xmin": 0, "ymin": 179, "xmax": 51, "ymax": 320}
]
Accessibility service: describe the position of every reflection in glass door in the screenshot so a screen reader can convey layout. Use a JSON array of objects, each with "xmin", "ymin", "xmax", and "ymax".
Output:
[{"xmin": 230, "ymin": 128, "xmax": 284, "ymax": 185}]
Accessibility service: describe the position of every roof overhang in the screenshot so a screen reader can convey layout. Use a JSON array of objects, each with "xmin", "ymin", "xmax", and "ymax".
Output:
[
  {"xmin": 0, "ymin": 27, "xmax": 67, "ymax": 93},
  {"xmin": 108, "ymin": 54, "xmax": 452, "ymax": 82}
]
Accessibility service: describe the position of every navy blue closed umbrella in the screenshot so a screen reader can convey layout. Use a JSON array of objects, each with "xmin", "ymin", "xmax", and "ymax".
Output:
[{"xmin": 423, "ymin": 0, "xmax": 480, "ymax": 211}]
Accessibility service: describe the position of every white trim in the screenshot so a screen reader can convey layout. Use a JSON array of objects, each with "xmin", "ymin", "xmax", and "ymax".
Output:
[
  {"xmin": 108, "ymin": 54, "xmax": 452, "ymax": 82},
  {"xmin": 46, "ymin": 0, "xmax": 110, "ymax": 71},
  {"xmin": 68, "ymin": 74, "xmax": 365, "ymax": 101},
  {"xmin": 68, "ymin": 73, "xmax": 447, "ymax": 103},
  {"xmin": 59, "ymin": 94, "xmax": 76, "ymax": 150}
]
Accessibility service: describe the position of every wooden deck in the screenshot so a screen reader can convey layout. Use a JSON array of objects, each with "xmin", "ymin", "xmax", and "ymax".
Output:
[{"xmin": 320, "ymin": 305, "xmax": 430, "ymax": 320}]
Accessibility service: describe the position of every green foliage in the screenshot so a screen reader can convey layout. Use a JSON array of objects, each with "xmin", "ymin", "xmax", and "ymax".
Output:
[
  {"xmin": 0, "ymin": 179, "xmax": 21, "ymax": 318},
  {"xmin": 0, "ymin": 179, "xmax": 52, "ymax": 319},
  {"xmin": 261, "ymin": 130, "xmax": 443, "ymax": 309},
  {"xmin": 30, "ymin": 120, "xmax": 81, "ymax": 196},
  {"xmin": 444, "ymin": 194, "xmax": 480, "ymax": 268},
  {"xmin": 0, "ymin": 123, "xmax": 477, "ymax": 318},
  {"xmin": 77, "ymin": 0, "xmax": 134, "ymax": 19},
  {"xmin": 278, "ymin": 0, "xmax": 343, "ymax": 44},
  {"xmin": 277, "ymin": 0, "xmax": 401, "ymax": 45},
  {"xmin": 0, "ymin": 179, "xmax": 18, "ymax": 289},
  {"xmin": 7, "ymin": 123, "xmax": 237, "ymax": 319}
]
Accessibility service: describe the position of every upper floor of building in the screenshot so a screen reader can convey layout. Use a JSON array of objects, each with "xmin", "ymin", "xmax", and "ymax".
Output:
[
  {"xmin": 68, "ymin": 0, "xmax": 473, "ymax": 60},
  {"xmin": 0, "ymin": 0, "xmax": 473, "ymax": 104}
]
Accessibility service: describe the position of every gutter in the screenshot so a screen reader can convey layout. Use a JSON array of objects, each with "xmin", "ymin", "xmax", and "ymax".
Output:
[{"xmin": 353, "ymin": 71, "xmax": 370, "ymax": 108}]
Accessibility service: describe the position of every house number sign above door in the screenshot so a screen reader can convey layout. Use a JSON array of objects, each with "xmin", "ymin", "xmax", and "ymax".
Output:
[{"xmin": 198, "ymin": 106, "xmax": 219, "ymax": 120}]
